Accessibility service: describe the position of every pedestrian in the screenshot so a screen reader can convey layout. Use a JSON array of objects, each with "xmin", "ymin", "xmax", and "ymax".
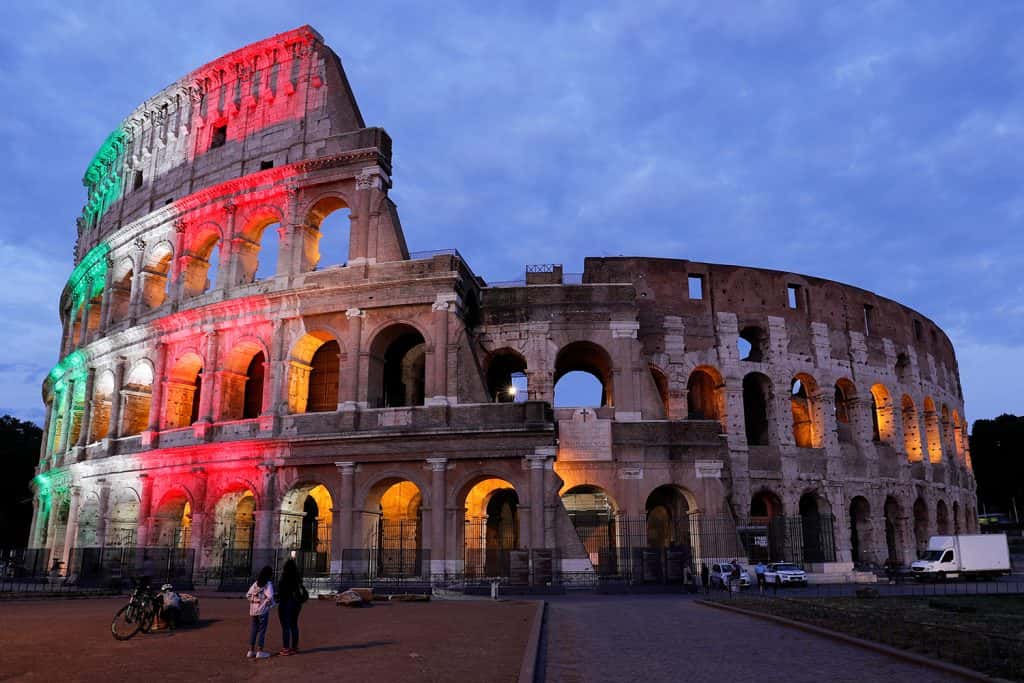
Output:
[
  {"xmin": 700, "ymin": 563, "xmax": 710, "ymax": 594},
  {"xmin": 277, "ymin": 559, "xmax": 309, "ymax": 656},
  {"xmin": 755, "ymin": 561, "xmax": 767, "ymax": 593},
  {"xmin": 246, "ymin": 565, "xmax": 275, "ymax": 659},
  {"xmin": 159, "ymin": 583, "xmax": 182, "ymax": 630},
  {"xmin": 729, "ymin": 561, "xmax": 741, "ymax": 593}
]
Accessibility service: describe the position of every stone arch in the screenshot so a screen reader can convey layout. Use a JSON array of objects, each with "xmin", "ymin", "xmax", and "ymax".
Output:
[
  {"xmin": 356, "ymin": 477, "xmax": 425, "ymax": 577},
  {"xmin": 90, "ymin": 369, "xmax": 115, "ymax": 442},
  {"xmin": 164, "ymin": 351, "xmax": 203, "ymax": 429},
  {"xmin": 790, "ymin": 373, "xmax": 822, "ymax": 448},
  {"xmin": 869, "ymin": 383, "xmax": 895, "ymax": 443},
  {"xmin": 237, "ymin": 204, "xmax": 285, "ymax": 282},
  {"xmin": 141, "ymin": 240, "xmax": 174, "ymax": 310},
  {"xmin": 687, "ymin": 365, "xmax": 724, "ymax": 421},
  {"xmin": 834, "ymin": 378, "xmax": 857, "ymax": 444},
  {"xmin": 366, "ymin": 321, "xmax": 429, "ymax": 408},
  {"xmin": 750, "ymin": 489, "xmax": 784, "ymax": 523},
  {"xmin": 901, "ymin": 395, "xmax": 923, "ymax": 462},
  {"xmin": 799, "ymin": 491, "xmax": 833, "ymax": 563},
  {"xmin": 562, "ymin": 484, "xmax": 620, "ymax": 574},
  {"xmin": 122, "ymin": 360, "xmax": 154, "ymax": 436},
  {"xmin": 109, "ymin": 257, "xmax": 135, "ymax": 323},
  {"xmin": 486, "ymin": 348, "xmax": 528, "ymax": 403},
  {"xmin": 738, "ymin": 325, "xmax": 768, "ymax": 362},
  {"xmin": 107, "ymin": 487, "xmax": 141, "ymax": 547},
  {"xmin": 554, "ymin": 340, "xmax": 615, "ymax": 408},
  {"xmin": 220, "ymin": 337, "xmax": 270, "ymax": 420},
  {"xmin": 936, "ymin": 499, "xmax": 950, "ymax": 535},
  {"xmin": 923, "ymin": 397, "xmax": 942, "ymax": 463},
  {"xmin": 210, "ymin": 485, "xmax": 257, "ymax": 570},
  {"xmin": 182, "ymin": 222, "xmax": 223, "ymax": 297},
  {"xmin": 645, "ymin": 485, "xmax": 694, "ymax": 549},
  {"xmin": 289, "ymin": 329, "xmax": 345, "ymax": 413},
  {"xmin": 151, "ymin": 487, "xmax": 194, "ymax": 548},
  {"xmin": 461, "ymin": 476, "xmax": 520, "ymax": 577},
  {"xmin": 849, "ymin": 496, "xmax": 873, "ymax": 566},
  {"xmin": 278, "ymin": 481, "xmax": 333, "ymax": 573},
  {"xmin": 649, "ymin": 364, "xmax": 670, "ymax": 417},
  {"xmin": 304, "ymin": 194, "xmax": 353, "ymax": 270},
  {"xmin": 952, "ymin": 410, "xmax": 965, "ymax": 462},
  {"xmin": 742, "ymin": 372, "xmax": 772, "ymax": 446}
]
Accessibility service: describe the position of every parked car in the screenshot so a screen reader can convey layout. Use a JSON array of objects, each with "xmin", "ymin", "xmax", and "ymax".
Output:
[
  {"xmin": 710, "ymin": 562, "xmax": 751, "ymax": 589},
  {"xmin": 763, "ymin": 562, "xmax": 807, "ymax": 586}
]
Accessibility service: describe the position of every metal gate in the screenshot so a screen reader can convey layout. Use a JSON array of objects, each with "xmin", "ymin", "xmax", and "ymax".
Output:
[
  {"xmin": 464, "ymin": 517, "xmax": 517, "ymax": 579},
  {"xmin": 373, "ymin": 517, "xmax": 423, "ymax": 578}
]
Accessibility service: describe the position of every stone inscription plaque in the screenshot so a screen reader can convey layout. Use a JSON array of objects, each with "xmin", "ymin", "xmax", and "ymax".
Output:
[{"xmin": 557, "ymin": 409, "xmax": 612, "ymax": 462}]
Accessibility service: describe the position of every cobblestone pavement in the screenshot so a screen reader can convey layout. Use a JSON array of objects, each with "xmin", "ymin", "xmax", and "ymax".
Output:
[{"xmin": 541, "ymin": 595, "xmax": 967, "ymax": 683}]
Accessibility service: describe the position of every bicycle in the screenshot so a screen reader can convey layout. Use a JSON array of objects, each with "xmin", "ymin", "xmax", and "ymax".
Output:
[{"xmin": 111, "ymin": 577, "xmax": 160, "ymax": 640}]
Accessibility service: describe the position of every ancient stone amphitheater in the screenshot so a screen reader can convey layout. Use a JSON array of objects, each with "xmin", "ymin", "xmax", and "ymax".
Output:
[{"xmin": 31, "ymin": 26, "xmax": 975, "ymax": 587}]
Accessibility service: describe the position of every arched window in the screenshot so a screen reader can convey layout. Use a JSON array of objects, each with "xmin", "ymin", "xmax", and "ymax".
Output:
[
  {"xmin": 869, "ymin": 384, "xmax": 894, "ymax": 444},
  {"xmin": 242, "ymin": 351, "xmax": 265, "ymax": 419},
  {"xmin": 790, "ymin": 374, "xmax": 819, "ymax": 448},
  {"xmin": 306, "ymin": 196, "xmax": 351, "ymax": 270},
  {"xmin": 236, "ymin": 213, "xmax": 283, "ymax": 284},
  {"xmin": 742, "ymin": 372, "xmax": 771, "ymax": 445},
  {"xmin": 834, "ymin": 379, "xmax": 856, "ymax": 444},
  {"xmin": 686, "ymin": 367, "xmax": 722, "ymax": 420},
  {"xmin": 901, "ymin": 395, "xmax": 922, "ymax": 462},
  {"xmin": 182, "ymin": 229, "xmax": 221, "ymax": 298},
  {"xmin": 164, "ymin": 353, "xmax": 202, "ymax": 429},
  {"xmin": 554, "ymin": 341, "xmax": 614, "ymax": 408},
  {"xmin": 109, "ymin": 260, "xmax": 134, "ymax": 323},
  {"xmin": 142, "ymin": 243, "xmax": 173, "ymax": 311},
  {"xmin": 486, "ymin": 350, "xmax": 528, "ymax": 403},
  {"xmin": 923, "ymin": 397, "xmax": 942, "ymax": 463},
  {"xmin": 738, "ymin": 326, "xmax": 767, "ymax": 362},
  {"xmin": 368, "ymin": 324, "xmax": 426, "ymax": 408},
  {"xmin": 307, "ymin": 341, "xmax": 341, "ymax": 413},
  {"xmin": 121, "ymin": 362, "xmax": 154, "ymax": 436},
  {"xmin": 220, "ymin": 341, "xmax": 266, "ymax": 420}
]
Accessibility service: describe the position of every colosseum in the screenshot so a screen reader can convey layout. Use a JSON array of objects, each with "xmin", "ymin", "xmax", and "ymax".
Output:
[{"xmin": 30, "ymin": 26, "xmax": 976, "ymax": 589}]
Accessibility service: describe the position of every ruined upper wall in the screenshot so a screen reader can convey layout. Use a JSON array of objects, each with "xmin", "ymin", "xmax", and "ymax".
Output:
[
  {"xmin": 75, "ymin": 26, "xmax": 371, "ymax": 261},
  {"xmin": 582, "ymin": 256, "xmax": 960, "ymax": 393}
]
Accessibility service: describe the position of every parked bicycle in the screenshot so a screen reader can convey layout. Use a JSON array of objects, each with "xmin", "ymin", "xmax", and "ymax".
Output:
[{"xmin": 111, "ymin": 577, "xmax": 160, "ymax": 640}]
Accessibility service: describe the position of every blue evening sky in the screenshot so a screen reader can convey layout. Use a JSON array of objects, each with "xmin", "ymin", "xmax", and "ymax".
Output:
[{"xmin": 0, "ymin": 1, "xmax": 1021, "ymax": 425}]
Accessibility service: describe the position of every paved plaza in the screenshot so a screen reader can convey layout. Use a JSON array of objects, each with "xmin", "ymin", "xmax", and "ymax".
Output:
[
  {"xmin": 541, "ymin": 595, "xmax": 968, "ymax": 683},
  {"xmin": 0, "ymin": 596, "xmax": 535, "ymax": 682}
]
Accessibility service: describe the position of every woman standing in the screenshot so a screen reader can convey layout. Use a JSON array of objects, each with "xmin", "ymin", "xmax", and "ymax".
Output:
[
  {"xmin": 277, "ymin": 559, "xmax": 307, "ymax": 656},
  {"xmin": 246, "ymin": 565, "xmax": 275, "ymax": 659}
]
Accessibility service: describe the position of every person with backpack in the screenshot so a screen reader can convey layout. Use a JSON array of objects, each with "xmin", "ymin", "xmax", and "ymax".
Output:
[
  {"xmin": 276, "ymin": 559, "xmax": 309, "ymax": 656},
  {"xmin": 246, "ymin": 565, "xmax": 275, "ymax": 659}
]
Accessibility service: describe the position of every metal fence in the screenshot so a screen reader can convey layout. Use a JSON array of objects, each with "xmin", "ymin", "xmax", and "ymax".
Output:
[
  {"xmin": 0, "ymin": 546, "xmax": 193, "ymax": 593},
  {"xmin": 738, "ymin": 515, "xmax": 837, "ymax": 565}
]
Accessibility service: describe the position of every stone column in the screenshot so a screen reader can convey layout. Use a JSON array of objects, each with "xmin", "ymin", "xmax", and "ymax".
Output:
[
  {"xmin": 254, "ymin": 464, "xmax": 277, "ymax": 550},
  {"xmin": 61, "ymin": 486, "xmax": 82, "ymax": 575},
  {"xmin": 427, "ymin": 458, "xmax": 447, "ymax": 575},
  {"xmin": 527, "ymin": 454, "xmax": 547, "ymax": 549},
  {"xmin": 45, "ymin": 494, "xmax": 61, "ymax": 566},
  {"xmin": 217, "ymin": 202, "xmax": 237, "ymax": 287},
  {"xmin": 341, "ymin": 309, "xmax": 364, "ymax": 408},
  {"xmin": 59, "ymin": 379, "xmax": 76, "ymax": 456},
  {"xmin": 197, "ymin": 330, "xmax": 219, "ymax": 424},
  {"xmin": 109, "ymin": 358, "xmax": 126, "ymax": 438},
  {"xmin": 136, "ymin": 475, "xmax": 153, "ymax": 548},
  {"xmin": 128, "ymin": 240, "xmax": 146, "ymax": 322},
  {"xmin": 29, "ymin": 495, "xmax": 45, "ymax": 547},
  {"xmin": 189, "ymin": 468, "xmax": 208, "ymax": 578},
  {"xmin": 77, "ymin": 367, "xmax": 97, "ymax": 449},
  {"xmin": 146, "ymin": 343, "xmax": 167, "ymax": 433},
  {"xmin": 333, "ymin": 462, "xmax": 356, "ymax": 574},
  {"xmin": 98, "ymin": 257, "xmax": 115, "ymax": 332},
  {"xmin": 95, "ymin": 481, "xmax": 110, "ymax": 550},
  {"xmin": 429, "ymin": 295, "xmax": 457, "ymax": 405},
  {"xmin": 78, "ymin": 291, "xmax": 92, "ymax": 347},
  {"xmin": 169, "ymin": 220, "xmax": 187, "ymax": 308}
]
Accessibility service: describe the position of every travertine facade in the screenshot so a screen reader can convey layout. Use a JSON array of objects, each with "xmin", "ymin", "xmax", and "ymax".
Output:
[{"xmin": 33, "ymin": 27, "xmax": 975, "ymax": 584}]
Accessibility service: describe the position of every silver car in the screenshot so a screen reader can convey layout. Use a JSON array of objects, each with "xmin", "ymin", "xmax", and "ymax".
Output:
[
  {"xmin": 710, "ymin": 562, "xmax": 751, "ymax": 589},
  {"xmin": 763, "ymin": 562, "xmax": 807, "ymax": 586}
]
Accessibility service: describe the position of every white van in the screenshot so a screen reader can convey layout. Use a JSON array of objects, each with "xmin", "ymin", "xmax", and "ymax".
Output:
[{"xmin": 910, "ymin": 534, "xmax": 1011, "ymax": 580}]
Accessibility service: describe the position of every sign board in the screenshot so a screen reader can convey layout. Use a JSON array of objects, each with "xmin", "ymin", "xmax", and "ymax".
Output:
[{"xmin": 558, "ymin": 409, "xmax": 612, "ymax": 462}]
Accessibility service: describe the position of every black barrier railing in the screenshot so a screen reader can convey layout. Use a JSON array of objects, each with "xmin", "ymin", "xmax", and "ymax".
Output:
[
  {"xmin": 73, "ymin": 547, "xmax": 195, "ymax": 588},
  {"xmin": 739, "ymin": 515, "xmax": 837, "ymax": 565}
]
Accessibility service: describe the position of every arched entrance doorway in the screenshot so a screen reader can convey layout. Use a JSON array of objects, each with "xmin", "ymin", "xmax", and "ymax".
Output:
[
  {"xmin": 152, "ymin": 492, "xmax": 192, "ymax": 548},
  {"xmin": 849, "ymin": 497, "xmax": 873, "ymax": 567},
  {"xmin": 279, "ymin": 484, "xmax": 333, "ymax": 575},
  {"xmin": 463, "ymin": 478, "xmax": 519, "ymax": 578},
  {"xmin": 643, "ymin": 486, "xmax": 693, "ymax": 583},
  {"xmin": 363, "ymin": 480, "xmax": 423, "ymax": 578},
  {"xmin": 562, "ymin": 485, "xmax": 618, "ymax": 576},
  {"xmin": 748, "ymin": 490, "xmax": 784, "ymax": 562},
  {"xmin": 212, "ymin": 489, "xmax": 256, "ymax": 588},
  {"xmin": 799, "ymin": 493, "xmax": 834, "ymax": 564}
]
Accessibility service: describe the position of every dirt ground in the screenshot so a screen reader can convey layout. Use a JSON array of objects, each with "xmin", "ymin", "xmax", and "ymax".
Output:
[{"xmin": 0, "ymin": 595, "xmax": 536, "ymax": 682}]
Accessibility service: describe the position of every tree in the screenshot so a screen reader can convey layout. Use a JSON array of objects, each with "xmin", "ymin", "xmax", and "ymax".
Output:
[
  {"xmin": 0, "ymin": 415, "xmax": 42, "ymax": 546},
  {"xmin": 970, "ymin": 414, "xmax": 1024, "ymax": 519}
]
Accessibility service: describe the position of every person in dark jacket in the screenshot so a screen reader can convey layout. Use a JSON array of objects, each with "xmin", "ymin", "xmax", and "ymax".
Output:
[
  {"xmin": 700, "ymin": 564, "xmax": 710, "ymax": 594},
  {"xmin": 277, "ymin": 559, "xmax": 307, "ymax": 655}
]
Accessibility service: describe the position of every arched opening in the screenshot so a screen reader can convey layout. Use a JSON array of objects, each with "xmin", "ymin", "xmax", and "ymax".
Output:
[
  {"xmin": 738, "ymin": 326, "xmax": 767, "ymax": 362},
  {"xmin": 463, "ymin": 477, "xmax": 519, "ymax": 578},
  {"xmin": 913, "ymin": 497, "xmax": 929, "ymax": 557},
  {"xmin": 152, "ymin": 491, "xmax": 192, "ymax": 548},
  {"xmin": 952, "ymin": 500, "xmax": 961, "ymax": 535},
  {"xmin": 790, "ymin": 374, "xmax": 819, "ymax": 448},
  {"xmin": 742, "ymin": 372, "xmax": 771, "ymax": 446},
  {"xmin": 90, "ymin": 370, "xmax": 115, "ymax": 442},
  {"xmin": 650, "ymin": 365, "xmax": 670, "ymax": 416},
  {"xmin": 645, "ymin": 485, "xmax": 691, "ymax": 549},
  {"xmin": 902, "ymin": 395, "xmax": 922, "ymax": 462},
  {"xmin": 141, "ymin": 243, "xmax": 173, "ymax": 311},
  {"xmin": 212, "ymin": 488, "xmax": 256, "ymax": 583},
  {"xmin": 279, "ymin": 483, "xmax": 333, "ymax": 575},
  {"xmin": 84, "ymin": 291, "xmax": 102, "ymax": 340},
  {"xmin": 869, "ymin": 384, "xmax": 894, "ymax": 444},
  {"xmin": 366, "ymin": 480, "xmax": 423, "ymax": 577},
  {"xmin": 554, "ymin": 341, "xmax": 614, "ymax": 408},
  {"xmin": 849, "ymin": 496, "xmax": 872, "ymax": 567},
  {"xmin": 219, "ymin": 341, "xmax": 266, "ymax": 421},
  {"xmin": 121, "ymin": 362, "xmax": 154, "ymax": 436},
  {"xmin": 562, "ymin": 485, "xmax": 618, "ymax": 575},
  {"xmin": 883, "ymin": 496, "xmax": 902, "ymax": 564},
  {"xmin": 164, "ymin": 353, "xmax": 202, "ymax": 429},
  {"xmin": 486, "ymin": 350, "xmax": 528, "ymax": 403},
  {"xmin": 799, "ymin": 493, "xmax": 833, "ymax": 563},
  {"xmin": 106, "ymin": 489, "xmax": 140, "ymax": 547},
  {"xmin": 182, "ymin": 229, "xmax": 221, "ymax": 297},
  {"xmin": 109, "ymin": 260, "xmax": 133, "ymax": 323},
  {"xmin": 288, "ymin": 332, "xmax": 341, "ymax": 414},
  {"xmin": 749, "ymin": 490, "xmax": 784, "ymax": 562},
  {"xmin": 952, "ymin": 411, "xmax": 965, "ymax": 462},
  {"xmin": 368, "ymin": 324, "xmax": 426, "ymax": 408},
  {"xmin": 687, "ymin": 367, "xmax": 722, "ymax": 420},
  {"xmin": 923, "ymin": 397, "xmax": 942, "ymax": 463},
  {"xmin": 936, "ymin": 499, "xmax": 950, "ymax": 536},
  {"xmin": 834, "ymin": 379, "xmax": 856, "ymax": 444},
  {"xmin": 307, "ymin": 196, "xmax": 351, "ymax": 270},
  {"xmin": 252, "ymin": 222, "xmax": 281, "ymax": 281}
]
